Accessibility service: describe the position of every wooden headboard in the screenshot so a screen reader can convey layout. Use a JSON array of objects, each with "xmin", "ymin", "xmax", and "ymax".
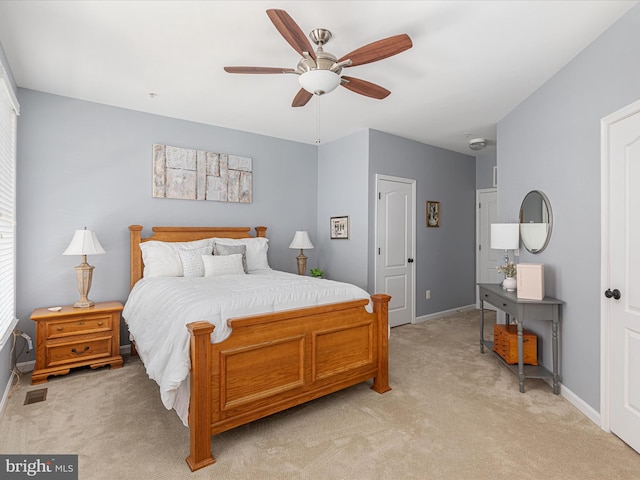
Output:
[{"xmin": 128, "ymin": 225, "xmax": 267, "ymax": 290}]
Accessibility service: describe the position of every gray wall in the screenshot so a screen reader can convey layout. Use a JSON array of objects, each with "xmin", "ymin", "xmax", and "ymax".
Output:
[
  {"xmin": 15, "ymin": 89, "xmax": 318, "ymax": 345},
  {"xmin": 368, "ymin": 129, "xmax": 477, "ymax": 317},
  {"xmin": 316, "ymin": 130, "xmax": 370, "ymax": 289},
  {"xmin": 497, "ymin": 4, "xmax": 640, "ymax": 411},
  {"xmin": 0, "ymin": 40, "xmax": 17, "ymax": 407},
  {"xmin": 475, "ymin": 146, "xmax": 497, "ymax": 190}
]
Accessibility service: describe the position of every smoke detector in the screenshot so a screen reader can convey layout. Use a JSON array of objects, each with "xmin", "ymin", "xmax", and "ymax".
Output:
[{"xmin": 469, "ymin": 138, "xmax": 487, "ymax": 151}]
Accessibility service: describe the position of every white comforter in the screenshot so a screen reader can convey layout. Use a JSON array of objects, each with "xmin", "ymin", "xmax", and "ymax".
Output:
[{"xmin": 122, "ymin": 270, "xmax": 371, "ymax": 426}]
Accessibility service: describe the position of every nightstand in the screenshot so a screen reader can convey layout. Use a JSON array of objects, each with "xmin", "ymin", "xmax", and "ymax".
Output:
[{"xmin": 30, "ymin": 301, "xmax": 124, "ymax": 385}]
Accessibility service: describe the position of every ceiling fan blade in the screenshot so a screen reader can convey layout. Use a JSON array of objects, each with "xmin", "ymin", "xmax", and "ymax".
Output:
[
  {"xmin": 224, "ymin": 66, "xmax": 296, "ymax": 74},
  {"xmin": 266, "ymin": 9, "xmax": 316, "ymax": 62},
  {"xmin": 338, "ymin": 34, "xmax": 412, "ymax": 67},
  {"xmin": 292, "ymin": 88, "xmax": 313, "ymax": 107},
  {"xmin": 341, "ymin": 76, "xmax": 391, "ymax": 99}
]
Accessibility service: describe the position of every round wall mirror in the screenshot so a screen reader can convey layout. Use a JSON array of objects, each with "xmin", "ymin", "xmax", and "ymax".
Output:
[{"xmin": 519, "ymin": 190, "xmax": 552, "ymax": 253}]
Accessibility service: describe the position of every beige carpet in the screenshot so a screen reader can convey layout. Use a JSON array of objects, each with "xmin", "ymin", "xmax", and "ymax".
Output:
[{"xmin": 1, "ymin": 310, "xmax": 639, "ymax": 479}]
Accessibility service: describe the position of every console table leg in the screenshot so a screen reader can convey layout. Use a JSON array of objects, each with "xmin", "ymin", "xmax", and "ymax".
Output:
[
  {"xmin": 552, "ymin": 315, "xmax": 560, "ymax": 394},
  {"xmin": 517, "ymin": 320, "xmax": 525, "ymax": 393}
]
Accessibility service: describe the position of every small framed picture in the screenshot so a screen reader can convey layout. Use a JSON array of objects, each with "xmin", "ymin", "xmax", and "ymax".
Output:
[
  {"xmin": 427, "ymin": 201, "xmax": 440, "ymax": 228},
  {"xmin": 330, "ymin": 216, "xmax": 349, "ymax": 239}
]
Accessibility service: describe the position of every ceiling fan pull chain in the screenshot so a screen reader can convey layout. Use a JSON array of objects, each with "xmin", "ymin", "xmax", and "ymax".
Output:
[{"xmin": 316, "ymin": 94, "xmax": 321, "ymax": 144}]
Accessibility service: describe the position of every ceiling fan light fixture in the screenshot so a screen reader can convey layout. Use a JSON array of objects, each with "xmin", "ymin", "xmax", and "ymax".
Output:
[{"xmin": 299, "ymin": 70, "xmax": 341, "ymax": 95}]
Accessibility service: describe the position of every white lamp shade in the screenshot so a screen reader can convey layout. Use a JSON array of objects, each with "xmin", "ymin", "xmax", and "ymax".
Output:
[
  {"xmin": 63, "ymin": 229, "xmax": 106, "ymax": 255},
  {"xmin": 289, "ymin": 231, "xmax": 314, "ymax": 250},
  {"xmin": 299, "ymin": 70, "xmax": 341, "ymax": 95},
  {"xmin": 490, "ymin": 223, "xmax": 520, "ymax": 250}
]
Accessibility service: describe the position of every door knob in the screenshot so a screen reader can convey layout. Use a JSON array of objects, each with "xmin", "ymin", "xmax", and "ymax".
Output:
[
  {"xmin": 407, "ymin": 258, "xmax": 414, "ymax": 263},
  {"xmin": 605, "ymin": 288, "xmax": 621, "ymax": 300}
]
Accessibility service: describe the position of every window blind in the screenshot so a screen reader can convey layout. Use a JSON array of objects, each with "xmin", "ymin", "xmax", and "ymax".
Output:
[{"xmin": 0, "ymin": 65, "xmax": 19, "ymax": 349}]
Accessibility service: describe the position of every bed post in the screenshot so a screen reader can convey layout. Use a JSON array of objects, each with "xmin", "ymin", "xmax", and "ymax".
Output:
[
  {"xmin": 371, "ymin": 294, "xmax": 392, "ymax": 394},
  {"xmin": 185, "ymin": 321, "xmax": 215, "ymax": 472},
  {"xmin": 254, "ymin": 226, "xmax": 267, "ymax": 237},
  {"xmin": 129, "ymin": 225, "xmax": 143, "ymax": 290}
]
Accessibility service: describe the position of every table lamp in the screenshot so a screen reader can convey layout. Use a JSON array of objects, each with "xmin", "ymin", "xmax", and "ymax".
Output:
[
  {"xmin": 288, "ymin": 231, "xmax": 314, "ymax": 275},
  {"xmin": 490, "ymin": 223, "xmax": 520, "ymax": 267},
  {"xmin": 63, "ymin": 227, "xmax": 105, "ymax": 307}
]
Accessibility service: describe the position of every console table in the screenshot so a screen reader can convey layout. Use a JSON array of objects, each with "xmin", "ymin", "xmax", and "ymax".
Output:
[{"xmin": 478, "ymin": 283, "xmax": 563, "ymax": 394}]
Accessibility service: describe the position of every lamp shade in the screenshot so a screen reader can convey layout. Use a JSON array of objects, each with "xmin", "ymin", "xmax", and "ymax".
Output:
[
  {"xmin": 299, "ymin": 70, "xmax": 341, "ymax": 95},
  {"xmin": 289, "ymin": 231, "xmax": 314, "ymax": 250},
  {"xmin": 490, "ymin": 223, "xmax": 519, "ymax": 250},
  {"xmin": 63, "ymin": 228, "xmax": 106, "ymax": 256}
]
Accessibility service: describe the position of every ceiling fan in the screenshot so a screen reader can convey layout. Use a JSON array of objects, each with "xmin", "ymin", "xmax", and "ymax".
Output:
[{"xmin": 224, "ymin": 9, "xmax": 413, "ymax": 107}]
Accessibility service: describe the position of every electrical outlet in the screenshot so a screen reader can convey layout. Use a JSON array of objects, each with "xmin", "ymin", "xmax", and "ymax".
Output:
[{"xmin": 426, "ymin": 290, "xmax": 431, "ymax": 300}]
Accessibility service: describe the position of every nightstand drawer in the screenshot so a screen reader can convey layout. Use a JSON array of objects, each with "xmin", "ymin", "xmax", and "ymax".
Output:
[
  {"xmin": 46, "ymin": 336, "xmax": 112, "ymax": 367},
  {"xmin": 46, "ymin": 314, "xmax": 112, "ymax": 339}
]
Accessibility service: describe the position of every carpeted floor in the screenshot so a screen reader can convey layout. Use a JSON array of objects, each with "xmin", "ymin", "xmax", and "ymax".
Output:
[{"xmin": 1, "ymin": 310, "xmax": 639, "ymax": 479}]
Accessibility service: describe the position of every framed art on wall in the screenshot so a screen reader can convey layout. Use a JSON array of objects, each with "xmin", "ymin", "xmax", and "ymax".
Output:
[
  {"xmin": 330, "ymin": 216, "xmax": 349, "ymax": 239},
  {"xmin": 427, "ymin": 201, "xmax": 440, "ymax": 227}
]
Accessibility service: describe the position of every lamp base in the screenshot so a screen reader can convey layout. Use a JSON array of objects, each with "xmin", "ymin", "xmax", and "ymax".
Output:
[
  {"xmin": 73, "ymin": 260, "xmax": 96, "ymax": 308},
  {"xmin": 296, "ymin": 252, "xmax": 308, "ymax": 276},
  {"xmin": 73, "ymin": 299, "xmax": 95, "ymax": 308}
]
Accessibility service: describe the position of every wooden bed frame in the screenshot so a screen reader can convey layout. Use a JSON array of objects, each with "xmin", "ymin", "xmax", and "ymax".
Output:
[{"xmin": 128, "ymin": 225, "xmax": 391, "ymax": 471}]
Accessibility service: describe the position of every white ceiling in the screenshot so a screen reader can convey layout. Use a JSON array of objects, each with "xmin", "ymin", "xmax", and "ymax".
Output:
[{"xmin": 0, "ymin": 1, "xmax": 637, "ymax": 154}]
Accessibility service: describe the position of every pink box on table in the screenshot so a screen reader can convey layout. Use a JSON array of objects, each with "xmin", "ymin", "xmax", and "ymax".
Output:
[{"xmin": 517, "ymin": 263, "xmax": 545, "ymax": 300}]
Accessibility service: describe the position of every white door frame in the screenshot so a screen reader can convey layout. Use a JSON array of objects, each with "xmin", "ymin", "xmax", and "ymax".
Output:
[
  {"xmin": 476, "ymin": 188, "xmax": 497, "ymax": 308},
  {"xmin": 374, "ymin": 174, "xmax": 417, "ymax": 324},
  {"xmin": 599, "ymin": 96, "xmax": 640, "ymax": 432}
]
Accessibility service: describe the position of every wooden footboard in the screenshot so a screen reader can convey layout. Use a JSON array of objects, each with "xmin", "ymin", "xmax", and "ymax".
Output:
[
  {"xmin": 127, "ymin": 225, "xmax": 391, "ymax": 472},
  {"xmin": 185, "ymin": 294, "xmax": 391, "ymax": 471}
]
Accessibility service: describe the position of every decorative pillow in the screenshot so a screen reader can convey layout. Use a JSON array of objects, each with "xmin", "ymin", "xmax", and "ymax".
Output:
[
  {"xmin": 202, "ymin": 254, "xmax": 245, "ymax": 277},
  {"xmin": 140, "ymin": 238, "xmax": 213, "ymax": 277},
  {"xmin": 212, "ymin": 237, "xmax": 270, "ymax": 272},
  {"xmin": 178, "ymin": 246, "xmax": 211, "ymax": 277},
  {"xmin": 213, "ymin": 243, "xmax": 248, "ymax": 273}
]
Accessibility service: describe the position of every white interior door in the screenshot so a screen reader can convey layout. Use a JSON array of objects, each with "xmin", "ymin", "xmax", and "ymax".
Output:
[
  {"xmin": 476, "ymin": 189, "xmax": 500, "ymax": 308},
  {"xmin": 375, "ymin": 175, "xmax": 415, "ymax": 327},
  {"xmin": 603, "ymin": 101, "xmax": 640, "ymax": 453}
]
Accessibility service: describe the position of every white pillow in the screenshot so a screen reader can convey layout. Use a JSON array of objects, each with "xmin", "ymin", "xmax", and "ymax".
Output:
[
  {"xmin": 212, "ymin": 242, "xmax": 248, "ymax": 273},
  {"xmin": 178, "ymin": 246, "xmax": 210, "ymax": 277},
  {"xmin": 212, "ymin": 237, "xmax": 270, "ymax": 271},
  {"xmin": 202, "ymin": 254, "xmax": 246, "ymax": 277},
  {"xmin": 140, "ymin": 238, "xmax": 213, "ymax": 277},
  {"xmin": 140, "ymin": 241, "xmax": 182, "ymax": 277}
]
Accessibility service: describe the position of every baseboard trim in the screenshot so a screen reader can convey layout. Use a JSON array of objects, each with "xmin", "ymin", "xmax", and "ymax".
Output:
[
  {"xmin": 415, "ymin": 304, "xmax": 476, "ymax": 324},
  {"xmin": 0, "ymin": 372, "xmax": 12, "ymax": 421},
  {"xmin": 16, "ymin": 360, "xmax": 35, "ymax": 370},
  {"xmin": 554, "ymin": 380, "xmax": 601, "ymax": 426}
]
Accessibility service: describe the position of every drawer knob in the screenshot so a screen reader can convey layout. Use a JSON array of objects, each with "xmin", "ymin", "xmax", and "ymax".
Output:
[
  {"xmin": 97, "ymin": 321, "xmax": 103, "ymax": 326},
  {"xmin": 76, "ymin": 321, "xmax": 85, "ymax": 326},
  {"xmin": 57, "ymin": 327, "xmax": 63, "ymax": 331},
  {"xmin": 71, "ymin": 346, "xmax": 90, "ymax": 354}
]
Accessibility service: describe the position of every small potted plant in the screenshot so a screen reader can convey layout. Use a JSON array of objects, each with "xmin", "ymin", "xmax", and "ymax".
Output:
[
  {"xmin": 497, "ymin": 262, "xmax": 517, "ymax": 291},
  {"xmin": 310, "ymin": 267, "xmax": 324, "ymax": 278}
]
